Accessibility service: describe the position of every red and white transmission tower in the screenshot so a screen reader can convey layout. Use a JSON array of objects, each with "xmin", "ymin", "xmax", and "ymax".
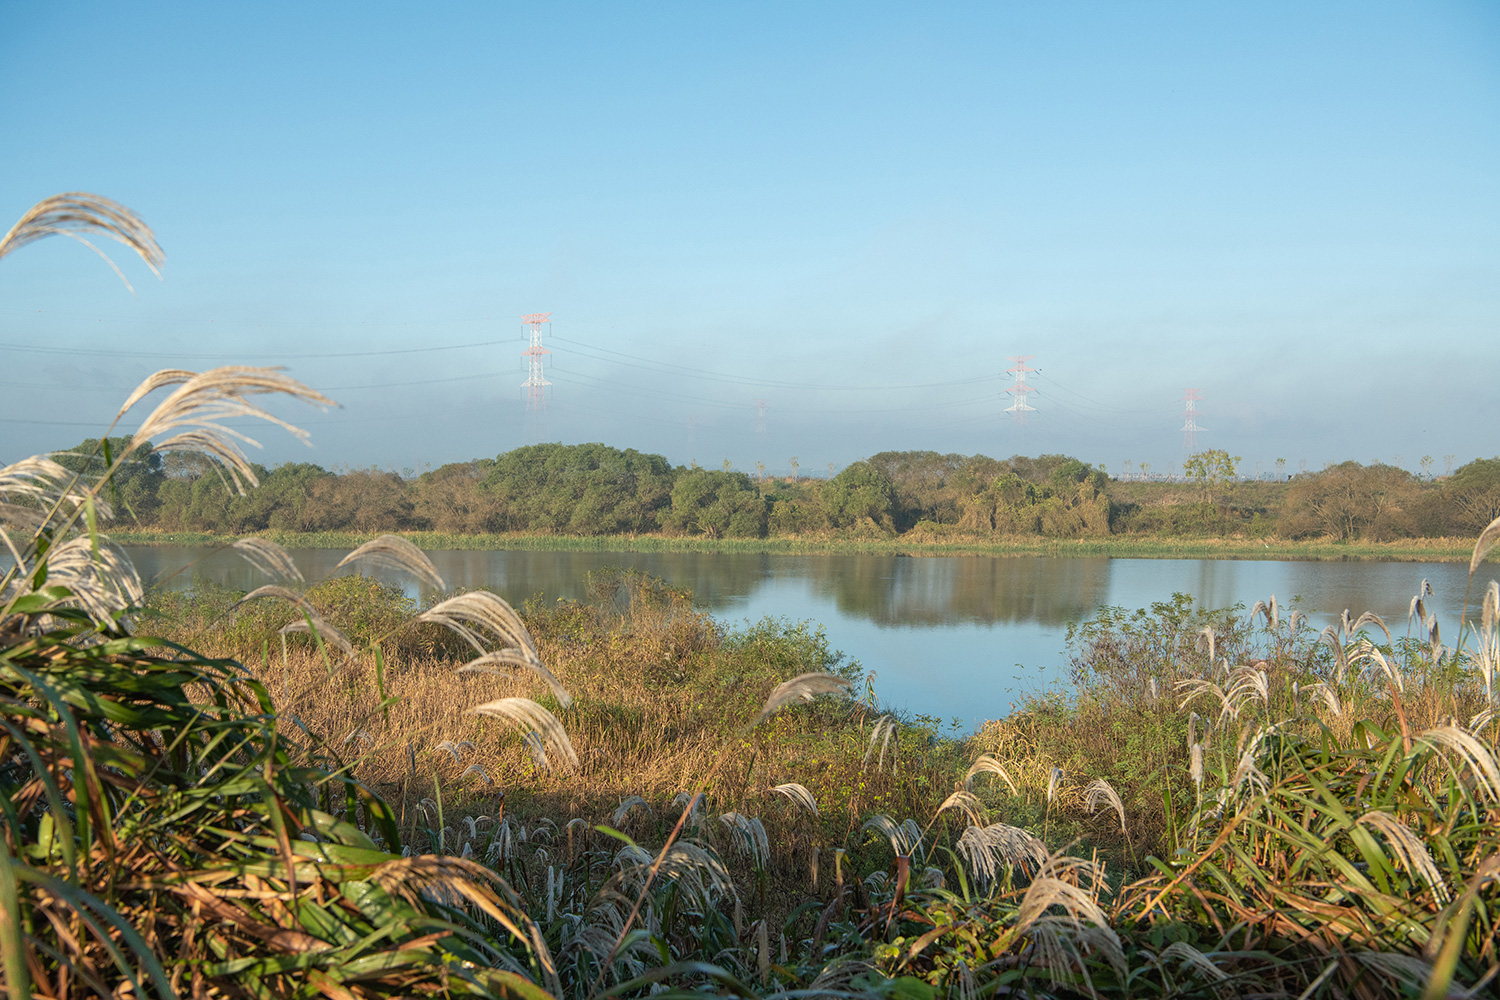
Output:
[
  {"xmin": 1181, "ymin": 388, "xmax": 1204, "ymax": 451},
  {"xmin": 520, "ymin": 312, "xmax": 552, "ymax": 412},
  {"xmin": 1003, "ymin": 355, "xmax": 1038, "ymax": 425}
]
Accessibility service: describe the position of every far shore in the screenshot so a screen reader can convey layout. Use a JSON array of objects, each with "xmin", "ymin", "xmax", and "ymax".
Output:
[{"xmin": 109, "ymin": 528, "xmax": 1483, "ymax": 563}]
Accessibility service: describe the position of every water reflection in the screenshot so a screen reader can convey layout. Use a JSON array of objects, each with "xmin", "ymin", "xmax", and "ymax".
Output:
[
  {"xmin": 118, "ymin": 545, "xmax": 1484, "ymax": 732},
  {"xmin": 122, "ymin": 546, "xmax": 1477, "ymax": 633},
  {"xmin": 796, "ymin": 555, "xmax": 1111, "ymax": 627}
]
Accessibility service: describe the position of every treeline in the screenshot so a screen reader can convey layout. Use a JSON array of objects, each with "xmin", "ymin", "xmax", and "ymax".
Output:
[{"xmin": 43, "ymin": 439, "xmax": 1500, "ymax": 541}]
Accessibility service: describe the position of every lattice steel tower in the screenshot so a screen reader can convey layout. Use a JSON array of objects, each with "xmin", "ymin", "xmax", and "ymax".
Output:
[
  {"xmin": 1181, "ymin": 388, "xmax": 1204, "ymax": 451},
  {"xmin": 520, "ymin": 312, "xmax": 552, "ymax": 412},
  {"xmin": 1003, "ymin": 355, "xmax": 1038, "ymax": 425}
]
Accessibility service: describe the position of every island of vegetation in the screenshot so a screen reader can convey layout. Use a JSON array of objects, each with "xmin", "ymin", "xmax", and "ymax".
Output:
[{"xmin": 46, "ymin": 436, "xmax": 1500, "ymax": 560}]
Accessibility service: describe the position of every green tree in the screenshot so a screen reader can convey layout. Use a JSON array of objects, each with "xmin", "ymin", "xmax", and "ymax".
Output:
[
  {"xmin": 664, "ymin": 469, "xmax": 767, "ymax": 538},
  {"xmin": 1183, "ymin": 449, "xmax": 1241, "ymax": 517},
  {"xmin": 51, "ymin": 436, "xmax": 164, "ymax": 523},
  {"xmin": 819, "ymin": 461, "xmax": 896, "ymax": 531},
  {"xmin": 481, "ymin": 443, "xmax": 675, "ymax": 534}
]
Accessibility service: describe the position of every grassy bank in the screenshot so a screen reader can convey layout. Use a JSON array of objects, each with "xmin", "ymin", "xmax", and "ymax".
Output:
[
  {"xmin": 111, "ymin": 525, "xmax": 1482, "ymax": 562},
  {"xmin": 120, "ymin": 557, "xmax": 1500, "ymax": 997}
]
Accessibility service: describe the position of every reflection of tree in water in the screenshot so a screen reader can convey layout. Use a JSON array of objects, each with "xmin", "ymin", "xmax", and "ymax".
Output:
[
  {"xmin": 804, "ymin": 555, "xmax": 1111, "ymax": 628},
  {"xmin": 127, "ymin": 547, "xmax": 1112, "ymax": 628},
  {"xmin": 472, "ymin": 551, "xmax": 772, "ymax": 608}
]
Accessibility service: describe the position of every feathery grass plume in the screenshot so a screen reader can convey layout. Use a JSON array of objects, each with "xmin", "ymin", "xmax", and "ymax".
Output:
[
  {"xmin": 1288, "ymin": 608, "xmax": 1307, "ymax": 635},
  {"xmin": 0, "ymin": 192, "xmax": 164, "ymax": 290},
  {"xmin": 1189, "ymin": 743, "xmax": 1205, "ymax": 789},
  {"xmin": 611, "ymin": 796, "xmax": 653, "ymax": 827},
  {"xmin": 522, "ymin": 731, "xmax": 551, "ymax": 772},
  {"xmin": 1195, "ymin": 625, "xmax": 1216, "ymax": 664},
  {"xmin": 956, "ymin": 822, "xmax": 1048, "ymax": 891},
  {"xmin": 1352, "ymin": 640, "xmax": 1404, "ymax": 693},
  {"xmin": 752, "ymin": 671, "xmax": 851, "ymax": 727},
  {"xmin": 1469, "ymin": 707, "xmax": 1495, "ymax": 736},
  {"xmin": 127, "ymin": 367, "xmax": 335, "ymax": 494},
  {"xmin": 719, "ymin": 812, "xmax": 771, "ymax": 870},
  {"xmin": 934, "ymin": 789, "xmax": 987, "ymax": 828},
  {"xmin": 370, "ymin": 854, "xmax": 548, "ymax": 969},
  {"xmin": 36, "ymin": 536, "xmax": 144, "ymax": 625},
  {"xmin": 1010, "ymin": 856, "xmax": 1125, "ymax": 990},
  {"xmin": 1356, "ymin": 811, "xmax": 1450, "ymax": 902},
  {"xmin": 334, "ymin": 534, "xmax": 446, "ymax": 591},
  {"xmin": 470, "ymin": 697, "xmax": 579, "ymax": 770},
  {"xmin": 1176, "ymin": 677, "xmax": 1235, "ymax": 723},
  {"xmin": 230, "ymin": 537, "xmax": 305, "ymax": 585},
  {"xmin": 1305, "ymin": 681, "xmax": 1344, "ymax": 718},
  {"xmin": 864, "ymin": 713, "xmax": 898, "ymax": 771},
  {"xmin": 460, "ymin": 762, "xmax": 493, "ymax": 786},
  {"xmin": 618, "ymin": 841, "xmax": 736, "ymax": 908},
  {"xmin": 1316, "ymin": 625, "xmax": 1350, "ymax": 683},
  {"xmin": 1156, "ymin": 942, "xmax": 1232, "ymax": 998},
  {"xmin": 1478, "ymin": 580, "xmax": 1499, "ymax": 705},
  {"xmin": 862, "ymin": 814, "xmax": 924, "ymax": 858},
  {"xmin": 0, "ymin": 503, "xmax": 45, "ymax": 535},
  {"xmin": 1351, "ymin": 610, "xmax": 1392, "ymax": 644},
  {"xmin": 1231, "ymin": 750, "xmax": 1269, "ymax": 798},
  {"xmin": 965, "ymin": 753, "xmax": 1019, "ymax": 795},
  {"xmin": 1470, "ymin": 513, "xmax": 1500, "ymax": 577},
  {"xmin": 418, "ymin": 591, "xmax": 558, "ymax": 690},
  {"xmin": 456, "ymin": 650, "xmax": 572, "ymax": 709},
  {"xmin": 233, "ymin": 582, "xmax": 320, "ymax": 618},
  {"xmin": 1250, "ymin": 598, "xmax": 1279, "ymax": 631},
  {"xmin": 770, "ymin": 782, "xmax": 819, "ymax": 816},
  {"xmin": 0, "ymin": 456, "xmax": 94, "ymax": 516},
  {"xmin": 1410, "ymin": 578, "xmax": 1433, "ymax": 628},
  {"xmin": 278, "ymin": 613, "xmax": 357, "ymax": 659},
  {"xmin": 671, "ymin": 790, "xmax": 706, "ymax": 828},
  {"xmin": 1418, "ymin": 726, "xmax": 1500, "ymax": 804},
  {"xmin": 1084, "ymin": 778, "xmax": 1127, "ymax": 834},
  {"xmin": 1225, "ymin": 664, "xmax": 1270, "ymax": 714},
  {"xmin": 433, "ymin": 738, "xmax": 475, "ymax": 761},
  {"xmin": 1047, "ymin": 766, "xmax": 1064, "ymax": 805}
]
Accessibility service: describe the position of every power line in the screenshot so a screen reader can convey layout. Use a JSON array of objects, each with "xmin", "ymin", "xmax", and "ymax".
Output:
[
  {"xmin": 7, "ymin": 370, "xmax": 512, "ymax": 393},
  {"xmin": 1032, "ymin": 372, "xmax": 1177, "ymax": 414},
  {"xmin": 552, "ymin": 334, "xmax": 1001, "ymax": 391},
  {"xmin": 0, "ymin": 338, "xmax": 521, "ymax": 361}
]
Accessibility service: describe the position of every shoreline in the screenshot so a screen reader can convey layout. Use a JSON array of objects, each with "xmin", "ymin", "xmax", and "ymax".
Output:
[{"xmin": 110, "ymin": 528, "xmax": 1480, "ymax": 562}]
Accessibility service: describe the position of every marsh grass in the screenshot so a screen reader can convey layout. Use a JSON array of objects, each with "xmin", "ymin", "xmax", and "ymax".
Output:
[{"xmin": 110, "ymin": 526, "xmax": 1489, "ymax": 562}]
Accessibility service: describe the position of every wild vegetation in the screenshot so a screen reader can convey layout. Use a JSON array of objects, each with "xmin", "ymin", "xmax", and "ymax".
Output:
[
  {"xmin": 37, "ymin": 437, "xmax": 1500, "ymax": 550},
  {"xmin": 7, "ymin": 194, "xmax": 1500, "ymax": 997}
]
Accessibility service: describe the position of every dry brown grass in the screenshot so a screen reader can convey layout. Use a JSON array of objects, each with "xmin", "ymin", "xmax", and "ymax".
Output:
[{"xmin": 152, "ymin": 573, "xmax": 965, "ymax": 878}]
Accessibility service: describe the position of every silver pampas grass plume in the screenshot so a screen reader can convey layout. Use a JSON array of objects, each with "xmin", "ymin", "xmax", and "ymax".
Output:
[
  {"xmin": 752, "ymin": 672, "xmax": 852, "ymax": 727},
  {"xmin": 470, "ymin": 697, "xmax": 579, "ymax": 770},
  {"xmin": 0, "ymin": 192, "xmax": 163, "ymax": 291},
  {"xmin": 1083, "ymin": 778, "xmax": 1127, "ymax": 834},
  {"xmin": 335, "ymin": 534, "xmax": 446, "ymax": 591},
  {"xmin": 124, "ymin": 367, "xmax": 335, "ymax": 494}
]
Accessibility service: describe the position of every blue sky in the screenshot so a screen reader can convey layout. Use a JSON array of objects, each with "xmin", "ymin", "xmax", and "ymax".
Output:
[{"xmin": 2, "ymin": 1, "xmax": 1497, "ymax": 479}]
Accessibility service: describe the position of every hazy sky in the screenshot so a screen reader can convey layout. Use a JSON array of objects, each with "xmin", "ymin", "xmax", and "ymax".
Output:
[{"xmin": 2, "ymin": 1, "xmax": 1497, "ymax": 479}]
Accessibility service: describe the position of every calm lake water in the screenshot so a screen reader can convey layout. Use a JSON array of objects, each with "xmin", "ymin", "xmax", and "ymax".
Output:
[{"xmin": 122, "ymin": 546, "xmax": 1483, "ymax": 733}]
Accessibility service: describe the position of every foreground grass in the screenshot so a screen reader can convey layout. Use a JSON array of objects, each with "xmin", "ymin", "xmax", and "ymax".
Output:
[
  {"xmin": 112, "ymin": 526, "xmax": 1483, "ymax": 562},
  {"xmin": 125, "ymin": 564, "xmax": 1500, "ymax": 997}
]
